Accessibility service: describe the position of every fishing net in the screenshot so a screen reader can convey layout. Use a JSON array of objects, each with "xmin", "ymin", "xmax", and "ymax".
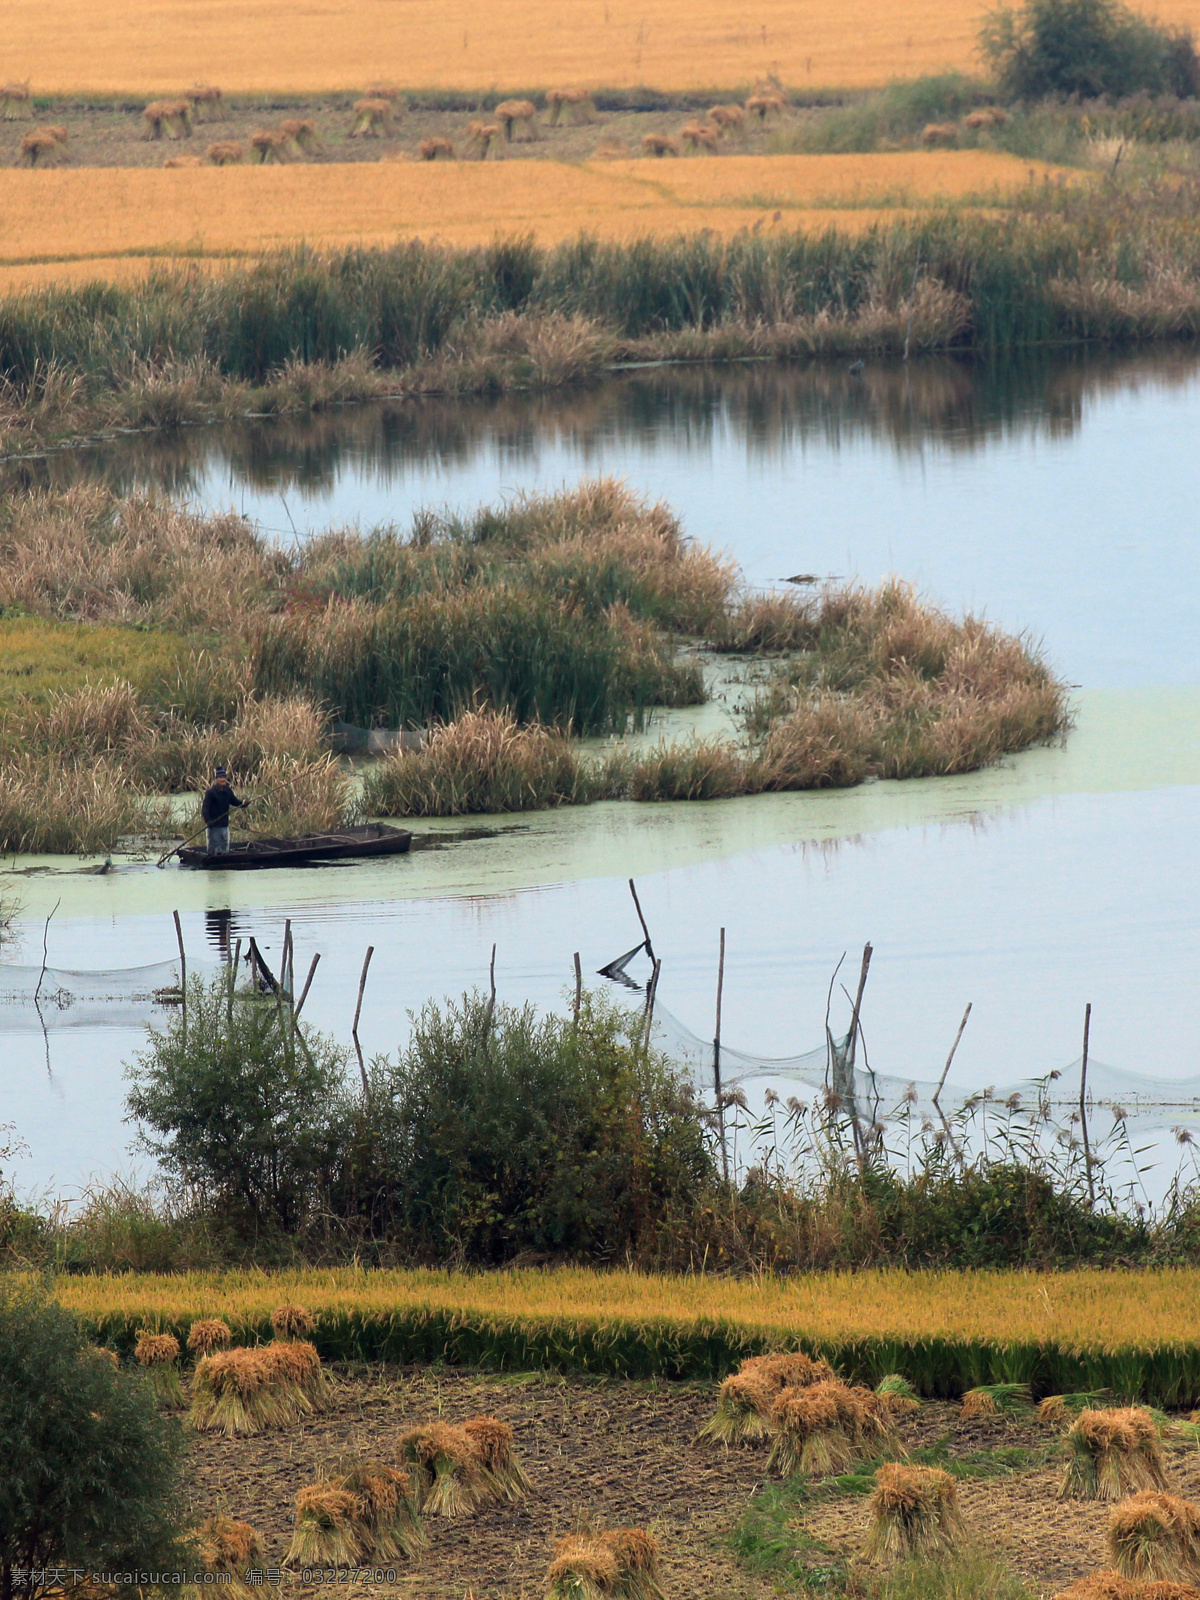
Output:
[{"xmin": 0, "ymin": 959, "xmax": 220, "ymax": 1033}]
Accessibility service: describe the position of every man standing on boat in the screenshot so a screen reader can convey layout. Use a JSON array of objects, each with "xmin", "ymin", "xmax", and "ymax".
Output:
[{"xmin": 201, "ymin": 766, "xmax": 248, "ymax": 856}]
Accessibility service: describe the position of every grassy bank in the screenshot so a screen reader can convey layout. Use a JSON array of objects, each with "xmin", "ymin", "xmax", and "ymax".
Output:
[
  {"xmin": 2, "ymin": 171, "xmax": 1200, "ymax": 456},
  {"xmin": 0, "ymin": 480, "xmax": 1067, "ymax": 850},
  {"xmin": 46, "ymin": 1265, "xmax": 1200, "ymax": 1404}
]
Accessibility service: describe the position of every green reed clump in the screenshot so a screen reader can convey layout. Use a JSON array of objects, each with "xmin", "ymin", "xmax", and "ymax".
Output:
[
  {"xmin": 253, "ymin": 588, "xmax": 702, "ymax": 735},
  {"xmin": 362, "ymin": 708, "xmax": 597, "ymax": 817}
]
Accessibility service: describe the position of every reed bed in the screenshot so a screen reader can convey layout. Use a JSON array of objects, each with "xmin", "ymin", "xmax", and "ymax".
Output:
[
  {"xmin": 60, "ymin": 1266, "xmax": 1200, "ymax": 1404},
  {"xmin": 1061, "ymin": 1408, "xmax": 1170, "ymax": 1501},
  {"xmin": 0, "ymin": 753, "xmax": 164, "ymax": 853}
]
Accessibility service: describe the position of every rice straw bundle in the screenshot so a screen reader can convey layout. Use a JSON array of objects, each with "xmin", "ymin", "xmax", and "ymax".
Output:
[
  {"xmin": 1041, "ymin": 1391, "xmax": 1116, "ymax": 1425},
  {"xmin": 875, "ymin": 1374, "xmax": 922, "ymax": 1416},
  {"xmin": 960, "ymin": 1382, "xmax": 1032, "ymax": 1419},
  {"xmin": 1051, "ymin": 1574, "xmax": 1200, "ymax": 1599},
  {"xmin": 1061, "ymin": 1409, "xmax": 1170, "ymax": 1502},
  {"xmin": 397, "ymin": 1421, "xmax": 492, "ymax": 1517},
  {"xmin": 189, "ymin": 1340, "xmax": 324, "ymax": 1435},
  {"xmin": 342, "ymin": 1462, "xmax": 423, "ymax": 1560},
  {"xmin": 135, "ymin": 1330, "xmax": 184, "ymax": 1405},
  {"xmin": 864, "ymin": 1463, "xmax": 965, "ymax": 1561},
  {"xmin": 463, "ymin": 1415, "xmax": 530, "ymax": 1501},
  {"xmin": 699, "ymin": 1349, "xmax": 834, "ymax": 1445},
  {"xmin": 271, "ymin": 1303, "xmax": 314, "ymax": 1339},
  {"xmin": 1, "ymin": 82, "xmax": 33, "ymax": 120},
  {"xmin": 1108, "ymin": 1493, "xmax": 1200, "ymax": 1585},
  {"xmin": 195, "ymin": 1514, "xmax": 262, "ymax": 1595},
  {"xmin": 206, "ymin": 140, "xmax": 243, "ymax": 164},
  {"xmin": 285, "ymin": 1463, "xmax": 421, "ymax": 1565},
  {"xmin": 768, "ymin": 1379, "xmax": 897, "ymax": 1478},
  {"xmin": 544, "ymin": 1527, "xmax": 665, "ymax": 1600},
  {"xmin": 285, "ymin": 1486, "xmax": 362, "ymax": 1567},
  {"xmin": 187, "ymin": 1318, "xmax": 233, "ymax": 1358}
]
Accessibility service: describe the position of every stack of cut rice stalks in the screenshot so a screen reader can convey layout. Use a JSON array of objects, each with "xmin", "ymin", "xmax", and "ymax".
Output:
[
  {"xmin": 287, "ymin": 1461, "xmax": 423, "ymax": 1565},
  {"xmin": 544, "ymin": 1527, "xmax": 665, "ymax": 1600},
  {"xmin": 398, "ymin": 1415, "xmax": 530, "ymax": 1517}
]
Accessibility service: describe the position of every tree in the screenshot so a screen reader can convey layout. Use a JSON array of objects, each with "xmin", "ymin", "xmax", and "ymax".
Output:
[
  {"xmin": 981, "ymin": 0, "xmax": 1200, "ymax": 99},
  {"xmin": 125, "ymin": 977, "xmax": 350, "ymax": 1233},
  {"xmin": 0, "ymin": 1277, "xmax": 190, "ymax": 1600}
]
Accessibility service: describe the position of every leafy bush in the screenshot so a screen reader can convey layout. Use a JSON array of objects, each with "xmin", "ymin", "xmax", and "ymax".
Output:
[
  {"xmin": 786, "ymin": 74, "xmax": 988, "ymax": 153},
  {"xmin": 125, "ymin": 977, "xmax": 351, "ymax": 1234},
  {"xmin": 0, "ymin": 1276, "xmax": 190, "ymax": 1594},
  {"xmin": 981, "ymin": 0, "xmax": 1200, "ymax": 100},
  {"xmin": 343, "ymin": 992, "xmax": 715, "ymax": 1264}
]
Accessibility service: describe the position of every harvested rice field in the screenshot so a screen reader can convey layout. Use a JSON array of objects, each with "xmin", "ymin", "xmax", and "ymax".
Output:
[
  {"xmin": 0, "ymin": 152, "xmax": 1071, "ymax": 287},
  {"xmin": 7, "ymin": 0, "xmax": 1200, "ymax": 95},
  {"xmin": 181, "ymin": 1364, "xmax": 1200, "ymax": 1596}
]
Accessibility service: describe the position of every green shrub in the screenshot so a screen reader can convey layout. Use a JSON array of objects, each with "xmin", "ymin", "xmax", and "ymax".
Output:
[
  {"xmin": 0, "ymin": 1276, "xmax": 190, "ymax": 1597},
  {"xmin": 124, "ymin": 977, "xmax": 352, "ymax": 1234},
  {"xmin": 343, "ymin": 991, "xmax": 715, "ymax": 1263},
  {"xmin": 981, "ymin": 0, "xmax": 1200, "ymax": 100}
]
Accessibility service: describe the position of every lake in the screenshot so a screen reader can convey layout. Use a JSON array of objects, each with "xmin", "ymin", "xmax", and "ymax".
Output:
[{"xmin": 5, "ymin": 347, "xmax": 1200, "ymax": 1195}]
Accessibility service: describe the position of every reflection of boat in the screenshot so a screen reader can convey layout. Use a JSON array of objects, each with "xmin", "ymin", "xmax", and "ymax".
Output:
[{"xmin": 178, "ymin": 824, "xmax": 412, "ymax": 869}]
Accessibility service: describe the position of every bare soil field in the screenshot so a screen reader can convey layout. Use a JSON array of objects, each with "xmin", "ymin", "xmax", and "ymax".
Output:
[{"xmin": 181, "ymin": 1366, "xmax": 1200, "ymax": 1599}]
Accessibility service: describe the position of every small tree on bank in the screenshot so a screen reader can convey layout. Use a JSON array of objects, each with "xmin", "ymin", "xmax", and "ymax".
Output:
[
  {"xmin": 0, "ymin": 1277, "xmax": 190, "ymax": 1600},
  {"xmin": 981, "ymin": 0, "xmax": 1200, "ymax": 99}
]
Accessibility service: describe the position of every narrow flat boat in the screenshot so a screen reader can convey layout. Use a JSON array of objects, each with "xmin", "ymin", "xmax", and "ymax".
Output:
[{"xmin": 177, "ymin": 823, "xmax": 412, "ymax": 869}]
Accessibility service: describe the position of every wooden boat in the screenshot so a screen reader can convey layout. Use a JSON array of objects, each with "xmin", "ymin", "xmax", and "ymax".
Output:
[{"xmin": 177, "ymin": 823, "xmax": 412, "ymax": 869}]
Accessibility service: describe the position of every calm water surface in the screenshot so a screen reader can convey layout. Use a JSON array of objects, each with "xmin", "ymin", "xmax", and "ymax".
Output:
[{"xmin": 6, "ymin": 350, "xmax": 1200, "ymax": 1191}]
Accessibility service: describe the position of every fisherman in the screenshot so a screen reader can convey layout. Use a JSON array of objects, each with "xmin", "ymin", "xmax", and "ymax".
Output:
[{"xmin": 201, "ymin": 766, "xmax": 248, "ymax": 856}]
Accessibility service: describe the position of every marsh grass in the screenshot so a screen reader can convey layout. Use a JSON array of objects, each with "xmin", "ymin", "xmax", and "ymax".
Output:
[{"xmin": 0, "ymin": 754, "xmax": 165, "ymax": 853}]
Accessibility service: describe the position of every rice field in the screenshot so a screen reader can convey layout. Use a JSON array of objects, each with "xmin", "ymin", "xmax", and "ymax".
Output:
[
  {"xmin": 7, "ymin": 0, "xmax": 1200, "ymax": 94},
  {"xmin": 0, "ymin": 153, "xmax": 1073, "ymax": 287},
  {"xmin": 51, "ymin": 1267, "xmax": 1200, "ymax": 1404}
]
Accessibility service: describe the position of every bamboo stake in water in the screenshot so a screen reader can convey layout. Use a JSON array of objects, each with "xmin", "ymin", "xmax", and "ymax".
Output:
[
  {"xmin": 1080, "ymin": 1002, "xmax": 1095, "ymax": 1206},
  {"xmin": 573, "ymin": 951, "xmax": 582, "ymax": 1029},
  {"xmin": 172, "ymin": 909, "xmax": 187, "ymax": 1040},
  {"xmin": 714, "ymin": 927, "xmax": 728, "ymax": 1186},
  {"xmin": 228, "ymin": 937, "xmax": 241, "ymax": 1025},
  {"xmin": 294, "ymin": 952, "xmax": 320, "ymax": 1021},
  {"xmin": 628, "ymin": 878, "xmax": 655, "ymax": 964},
  {"xmin": 352, "ymin": 945, "xmax": 374, "ymax": 1098}
]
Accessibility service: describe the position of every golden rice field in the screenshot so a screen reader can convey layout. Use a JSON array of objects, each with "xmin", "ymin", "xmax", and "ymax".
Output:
[
  {"xmin": 0, "ymin": 153, "xmax": 1077, "ymax": 290},
  {"xmin": 52, "ymin": 1265, "xmax": 1200, "ymax": 1353},
  {"xmin": 7, "ymin": 0, "xmax": 1200, "ymax": 94}
]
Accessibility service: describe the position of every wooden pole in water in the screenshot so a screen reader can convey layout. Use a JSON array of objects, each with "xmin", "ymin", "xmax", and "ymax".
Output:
[
  {"xmin": 172, "ymin": 910, "xmax": 187, "ymax": 1039},
  {"xmin": 714, "ymin": 927, "xmax": 728, "ymax": 1186},
  {"xmin": 294, "ymin": 952, "xmax": 320, "ymax": 1021},
  {"xmin": 229, "ymin": 937, "xmax": 241, "ymax": 1025},
  {"xmin": 934, "ymin": 1002, "xmax": 973, "ymax": 1110},
  {"xmin": 628, "ymin": 878, "xmax": 655, "ymax": 964},
  {"xmin": 1080, "ymin": 1002, "xmax": 1094, "ymax": 1206},
  {"xmin": 573, "ymin": 951, "xmax": 582, "ymax": 1029},
  {"xmin": 352, "ymin": 945, "xmax": 374, "ymax": 1098},
  {"xmin": 282, "ymin": 919, "xmax": 293, "ymax": 1001}
]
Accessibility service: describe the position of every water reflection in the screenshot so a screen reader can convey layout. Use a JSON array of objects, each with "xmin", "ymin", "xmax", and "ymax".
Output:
[{"xmin": 7, "ymin": 346, "xmax": 1200, "ymax": 504}]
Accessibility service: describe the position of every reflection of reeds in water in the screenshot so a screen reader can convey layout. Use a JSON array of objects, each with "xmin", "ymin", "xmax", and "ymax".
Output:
[{"xmin": 6, "ymin": 348, "xmax": 1197, "ymax": 506}]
